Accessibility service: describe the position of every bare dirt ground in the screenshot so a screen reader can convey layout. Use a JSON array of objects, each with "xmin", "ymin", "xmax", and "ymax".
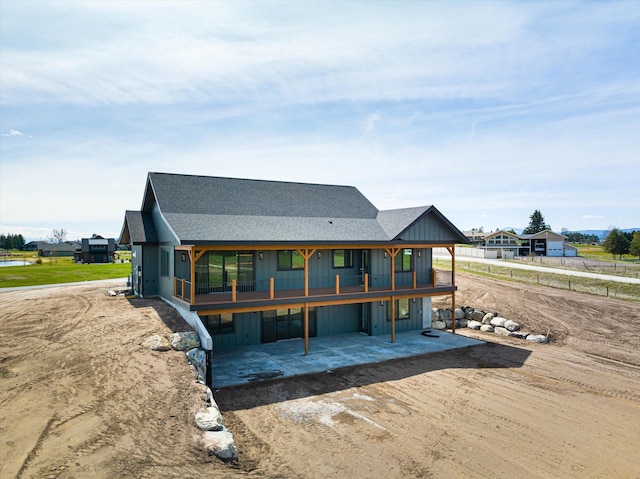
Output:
[{"xmin": 1, "ymin": 275, "xmax": 639, "ymax": 479}]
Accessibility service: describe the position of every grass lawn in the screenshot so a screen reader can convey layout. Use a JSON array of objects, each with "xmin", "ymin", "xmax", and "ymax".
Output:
[
  {"xmin": 574, "ymin": 244, "xmax": 639, "ymax": 262},
  {"xmin": 0, "ymin": 259, "xmax": 130, "ymax": 288}
]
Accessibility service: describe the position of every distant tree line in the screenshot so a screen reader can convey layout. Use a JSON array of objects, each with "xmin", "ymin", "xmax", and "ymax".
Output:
[
  {"xmin": 563, "ymin": 232, "xmax": 601, "ymax": 244},
  {"xmin": 0, "ymin": 234, "xmax": 26, "ymax": 250}
]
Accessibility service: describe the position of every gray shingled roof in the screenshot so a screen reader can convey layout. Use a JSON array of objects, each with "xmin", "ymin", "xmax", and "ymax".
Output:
[
  {"xmin": 146, "ymin": 172, "xmax": 378, "ymax": 218},
  {"xmin": 377, "ymin": 206, "xmax": 431, "ymax": 239},
  {"xmin": 120, "ymin": 210, "xmax": 158, "ymax": 244},
  {"xmin": 121, "ymin": 172, "xmax": 467, "ymax": 245}
]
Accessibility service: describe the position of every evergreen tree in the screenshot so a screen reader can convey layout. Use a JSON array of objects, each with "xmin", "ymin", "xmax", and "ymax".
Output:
[
  {"xmin": 603, "ymin": 228, "xmax": 630, "ymax": 259},
  {"xmin": 629, "ymin": 231, "xmax": 640, "ymax": 259},
  {"xmin": 522, "ymin": 210, "xmax": 551, "ymax": 234}
]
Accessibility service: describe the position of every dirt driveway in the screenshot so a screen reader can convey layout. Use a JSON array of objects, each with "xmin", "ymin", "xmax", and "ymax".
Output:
[{"xmin": 1, "ymin": 275, "xmax": 639, "ymax": 478}]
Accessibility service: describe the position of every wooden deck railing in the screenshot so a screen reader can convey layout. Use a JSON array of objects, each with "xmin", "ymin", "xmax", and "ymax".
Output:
[{"xmin": 174, "ymin": 269, "xmax": 452, "ymax": 305}]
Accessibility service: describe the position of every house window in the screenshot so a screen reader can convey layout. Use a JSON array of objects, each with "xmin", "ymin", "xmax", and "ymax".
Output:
[
  {"xmin": 395, "ymin": 249, "xmax": 413, "ymax": 272},
  {"xmin": 277, "ymin": 250, "xmax": 304, "ymax": 270},
  {"xmin": 160, "ymin": 249, "xmax": 169, "ymax": 277},
  {"xmin": 203, "ymin": 313, "xmax": 234, "ymax": 335},
  {"xmin": 332, "ymin": 249, "xmax": 353, "ymax": 268},
  {"xmin": 387, "ymin": 298, "xmax": 410, "ymax": 321}
]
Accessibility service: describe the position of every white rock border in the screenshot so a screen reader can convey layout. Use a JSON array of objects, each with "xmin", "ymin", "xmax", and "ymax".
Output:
[
  {"xmin": 431, "ymin": 307, "xmax": 548, "ymax": 343},
  {"xmin": 140, "ymin": 332, "xmax": 238, "ymax": 461}
]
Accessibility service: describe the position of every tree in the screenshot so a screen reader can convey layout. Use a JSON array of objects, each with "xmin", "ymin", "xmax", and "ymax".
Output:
[
  {"xmin": 522, "ymin": 210, "xmax": 551, "ymax": 235},
  {"xmin": 48, "ymin": 228, "xmax": 67, "ymax": 244},
  {"xmin": 0, "ymin": 233, "xmax": 25, "ymax": 250},
  {"xmin": 629, "ymin": 231, "xmax": 640, "ymax": 259},
  {"xmin": 602, "ymin": 228, "xmax": 630, "ymax": 259}
]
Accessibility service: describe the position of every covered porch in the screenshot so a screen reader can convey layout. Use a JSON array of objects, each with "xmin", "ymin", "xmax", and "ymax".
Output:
[{"xmin": 211, "ymin": 329, "xmax": 484, "ymax": 389}]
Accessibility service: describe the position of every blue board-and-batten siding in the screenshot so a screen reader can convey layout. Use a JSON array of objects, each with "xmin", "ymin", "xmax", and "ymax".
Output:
[
  {"xmin": 208, "ymin": 299, "xmax": 432, "ymax": 351},
  {"xmin": 400, "ymin": 214, "xmax": 458, "ymax": 242}
]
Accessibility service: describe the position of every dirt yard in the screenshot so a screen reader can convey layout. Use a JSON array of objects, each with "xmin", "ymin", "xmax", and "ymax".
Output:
[{"xmin": 1, "ymin": 275, "xmax": 639, "ymax": 479}]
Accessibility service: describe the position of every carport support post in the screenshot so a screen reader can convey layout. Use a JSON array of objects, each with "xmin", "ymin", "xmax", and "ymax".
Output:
[{"xmin": 304, "ymin": 303, "xmax": 309, "ymax": 355}]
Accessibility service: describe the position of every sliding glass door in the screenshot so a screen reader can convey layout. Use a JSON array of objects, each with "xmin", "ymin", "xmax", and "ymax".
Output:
[{"xmin": 195, "ymin": 251, "xmax": 255, "ymax": 293}]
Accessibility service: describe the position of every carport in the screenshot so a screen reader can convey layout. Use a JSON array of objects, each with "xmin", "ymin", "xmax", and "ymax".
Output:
[{"xmin": 211, "ymin": 330, "xmax": 483, "ymax": 389}]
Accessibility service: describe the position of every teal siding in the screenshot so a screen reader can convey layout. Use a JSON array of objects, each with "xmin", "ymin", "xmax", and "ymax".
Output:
[
  {"xmin": 151, "ymin": 202, "xmax": 180, "ymax": 299},
  {"xmin": 211, "ymin": 312, "xmax": 260, "ymax": 350},
  {"xmin": 255, "ymin": 249, "xmax": 361, "ymax": 291},
  {"xmin": 317, "ymin": 304, "xmax": 359, "ymax": 336},
  {"xmin": 401, "ymin": 214, "xmax": 459, "ymax": 242},
  {"xmin": 371, "ymin": 297, "xmax": 423, "ymax": 336}
]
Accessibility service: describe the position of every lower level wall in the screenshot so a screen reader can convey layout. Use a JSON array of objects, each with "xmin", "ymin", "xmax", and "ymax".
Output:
[{"xmin": 204, "ymin": 298, "xmax": 432, "ymax": 351}]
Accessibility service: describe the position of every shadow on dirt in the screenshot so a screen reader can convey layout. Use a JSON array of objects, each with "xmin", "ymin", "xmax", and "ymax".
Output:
[
  {"xmin": 126, "ymin": 296, "xmax": 194, "ymax": 332},
  {"xmin": 215, "ymin": 341, "xmax": 532, "ymax": 411}
]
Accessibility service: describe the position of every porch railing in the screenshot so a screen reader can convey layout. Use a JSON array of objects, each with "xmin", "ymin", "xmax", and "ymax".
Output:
[{"xmin": 174, "ymin": 268, "xmax": 453, "ymax": 304}]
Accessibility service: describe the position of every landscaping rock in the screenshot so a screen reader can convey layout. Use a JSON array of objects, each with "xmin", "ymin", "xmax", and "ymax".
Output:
[
  {"xmin": 467, "ymin": 320, "xmax": 482, "ymax": 330},
  {"xmin": 440, "ymin": 309, "xmax": 452, "ymax": 320},
  {"xmin": 526, "ymin": 334, "xmax": 548, "ymax": 343},
  {"xmin": 186, "ymin": 348, "xmax": 206, "ymax": 382},
  {"xmin": 455, "ymin": 308, "xmax": 465, "ymax": 320},
  {"xmin": 202, "ymin": 427, "xmax": 238, "ymax": 461},
  {"xmin": 490, "ymin": 316, "xmax": 507, "ymax": 328},
  {"xmin": 481, "ymin": 312, "xmax": 494, "ymax": 324},
  {"xmin": 432, "ymin": 320, "xmax": 446, "ymax": 330},
  {"xmin": 195, "ymin": 406, "xmax": 223, "ymax": 431},
  {"xmin": 457, "ymin": 318, "xmax": 468, "ymax": 328},
  {"xmin": 432, "ymin": 308, "xmax": 440, "ymax": 320},
  {"xmin": 494, "ymin": 326, "xmax": 510, "ymax": 336},
  {"xmin": 471, "ymin": 309, "xmax": 486, "ymax": 321},
  {"xmin": 509, "ymin": 331, "xmax": 529, "ymax": 339},
  {"xmin": 504, "ymin": 319, "xmax": 520, "ymax": 332},
  {"xmin": 480, "ymin": 324, "xmax": 494, "ymax": 333},
  {"xmin": 168, "ymin": 331, "xmax": 200, "ymax": 351},
  {"xmin": 140, "ymin": 335, "xmax": 171, "ymax": 351}
]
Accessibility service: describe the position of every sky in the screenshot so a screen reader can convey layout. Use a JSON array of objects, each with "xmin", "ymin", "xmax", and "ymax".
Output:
[{"xmin": 1, "ymin": 0, "xmax": 639, "ymax": 242}]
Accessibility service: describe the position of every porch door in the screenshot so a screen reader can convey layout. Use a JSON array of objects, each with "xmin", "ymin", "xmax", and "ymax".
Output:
[
  {"xmin": 208, "ymin": 252, "xmax": 232, "ymax": 292},
  {"xmin": 261, "ymin": 308, "xmax": 317, "ymax": 343},
  {"xmin": 207, "ymin": 252, "xmax": 254, "ymax": 293},
  {"xmin": 359, "ymin": 303, "xmax": 371, "ymax": 335}
]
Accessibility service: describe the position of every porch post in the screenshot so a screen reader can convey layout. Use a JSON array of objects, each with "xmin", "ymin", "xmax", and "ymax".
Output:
[
  {"xmin": 391, "ymin": 296, "xmax": 396, "ymax": 343},
  {"xmin": 385, "ymin": 247, "xmax": 399, "ymax": 291},
  {"xmin": 449, "ymin": 245, "xmax": 456, "ymax": 334},
  {"xmin": 190, "ymin": 249, "xmax": 196, "ymax": 305},
  {"xmin": 304, "ymin": 303, "xmax": 309, "ymax": 356},
  {"xmin": 298, "ymin": 248, "xmax": 316, "ymax": 297}
]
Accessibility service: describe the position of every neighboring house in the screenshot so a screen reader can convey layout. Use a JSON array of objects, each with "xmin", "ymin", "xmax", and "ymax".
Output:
[
  {"xmin": 471, "ymin": 229, "xmax": 577, "ymax": 258},
  {"xmin": 482, "ymin": 230, "xmax": 523, "ymax": 259},
  {"xmin": 39, "ymin": 241, "xmax": 78, "ymax": 257},
  {"xmin": 24, "ymin": 241, "xmax": 47, "ymax": 252},
  {"xmin": 76, "ymin": 235, "xmax": 116, "ymax": 263},
  {"xmin": 463, "ymin": 229, "xmax": 490, "ymax": 246},
  {"xmin": 118, "ymin": 172, "xmax": 468, "ymax": 379}
]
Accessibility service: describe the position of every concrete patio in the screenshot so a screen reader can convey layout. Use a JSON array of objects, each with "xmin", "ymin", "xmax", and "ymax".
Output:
[{"xmin": 211, "ymin": 329, "xmax": 484, "ymax": 389}]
